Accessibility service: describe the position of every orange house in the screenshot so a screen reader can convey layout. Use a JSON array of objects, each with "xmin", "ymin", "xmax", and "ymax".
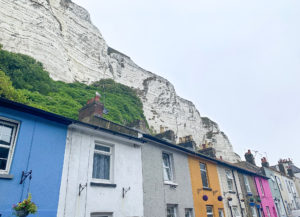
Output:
[{"xmin": 188, "ymin": 156, "xmax": 225, "ymax": 217}]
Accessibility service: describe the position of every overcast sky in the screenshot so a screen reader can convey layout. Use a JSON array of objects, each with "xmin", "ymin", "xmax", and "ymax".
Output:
[{"xmin": 73, "ymin": 0, "xmax": 300, "ymax": 166}]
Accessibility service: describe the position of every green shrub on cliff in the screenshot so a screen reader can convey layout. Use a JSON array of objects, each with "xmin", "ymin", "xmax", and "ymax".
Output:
[{"xmin": 0, "ymin": 45, "xmax": 147, "ymax": 126}]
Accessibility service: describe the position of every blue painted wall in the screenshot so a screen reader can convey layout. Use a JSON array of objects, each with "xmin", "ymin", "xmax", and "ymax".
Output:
[{"xmin": 0, "ymin": 106, "xmax": 68, "ymax": 217}]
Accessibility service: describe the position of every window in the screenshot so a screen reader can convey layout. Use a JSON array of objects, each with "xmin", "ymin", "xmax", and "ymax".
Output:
[
  {"xmin": 92, "ymin": 144, "xmax": 112, "ymax": 181},
  {"xmin": 275, "ymin": 176, "xmax": 283, "ymax": 190},
  {"xmin": 251, "ymin": 206, "xmax": 257, "ymax": 217},
  {"xmin": 266, "ymin": 206, "xmax": 271, "ymax": 217},
  {"xmin": 285, "ymin": 180, "xmax": 291, "ymax": 193},
  {"xmin": 163, "ymin": 153, "xmax": 174, "ymax": 182},
  {"xmin": 200, "ymin": 163, "xmax": 209, "ymax": 188},
  {"xmin": 232, "ymin": 207, "xmax": 241, "ymax": 217},
  {"xmin": 185, "ymin": 208, "xmax": 193, "ymax": 217},
  {"xmin": 218, "ymin": 209, "xmax": 224, "ymax": 217},
  {"xmin": 259, "ymin": 179, "xmax": 265, "ymax": 196},
  {"xmin": 91, "ymin": 212, "xmax": 112, "ymax": 217},
  {"xmin": 0, "ymin": 119, "xmax": 18, "ymax": 174},
  {"xmin": 206, "ymin": 206, "xmax": 214, "ymax": 217},
  {"xmin": 226, "ymin": 169, "xmax": 234, "ymax": 191},
  {"xmin": 244, "ymin": 175, "xmax": 251, "ymax": 193},
  {"xmin": 167, "ymin": 204, "xmax": 177, "ymax": 217},
  {"xmin": 270, "ymin": 176, "xmax": 277, "ymax": 190}
]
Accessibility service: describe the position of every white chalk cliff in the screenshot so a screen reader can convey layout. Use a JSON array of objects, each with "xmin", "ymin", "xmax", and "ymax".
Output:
[{"xmin": 0, "ymin": 0, "xmax": 240, "ymax": 162}]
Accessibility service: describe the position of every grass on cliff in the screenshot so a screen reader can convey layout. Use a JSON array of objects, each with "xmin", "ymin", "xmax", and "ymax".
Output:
[{"xmin": 0, "ymin": 44, "xmax": 147, "ymax": 126}]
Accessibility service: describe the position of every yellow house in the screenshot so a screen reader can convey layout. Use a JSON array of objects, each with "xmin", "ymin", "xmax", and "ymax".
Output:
[{"xmin": 188, "ymin": 156, "xmax": 225, "ymax": 217}]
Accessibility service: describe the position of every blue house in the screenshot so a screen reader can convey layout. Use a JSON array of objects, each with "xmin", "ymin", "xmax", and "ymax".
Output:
[{"xmin": 0, "ymin": 98, "xmax": 71, "ymax": 217}]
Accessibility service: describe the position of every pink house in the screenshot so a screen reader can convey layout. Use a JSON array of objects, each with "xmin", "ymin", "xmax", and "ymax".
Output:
[{"xmin": 255, "ymin": 176, "xmax": 278, "ymax": 217}]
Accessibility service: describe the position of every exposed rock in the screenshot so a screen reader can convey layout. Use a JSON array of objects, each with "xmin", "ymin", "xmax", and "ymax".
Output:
[{"xmin": 0, "ymin": 0, "xmax": 240, "ymax": 162}]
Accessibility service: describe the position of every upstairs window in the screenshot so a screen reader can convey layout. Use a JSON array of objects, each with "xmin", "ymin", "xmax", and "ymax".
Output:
[
  {"xmin": 0, "ymin": 119, "xmax": 19, "ymax": 174},
  {"xmin": 259, "ymin": 178, "xmax": 265, "ymax": 196},
  {"xmin": 206, "ymin": 206, "xmax": 214, "ymax": 217},
  {"xmin": 163, "ymin": 153, "xmax": 174, "ymax": 182},
  {"xmin": 91, "ymin": 212, "xmax": 112, "ymax": 217},
  {"xmin": 226, "ymin": 169, "xmax": 234, "ymax": 191},
  {"xmin": 200, "ymin": 163, "xmax": 209, "ymax": 188},
  {"xmin": 244, "ymin": 175, "xmax": 251, "ymax": 193},
  {"xmin": 270, "ymin": 176, "xmax": 277, "ymax": 190},
  {"xmin": 275, "ymin": 176, "xmax": 283, "ymax": 190},
  {"xmin": 92, "ymin": 144, "xmax": 113, "ymax": 181}
]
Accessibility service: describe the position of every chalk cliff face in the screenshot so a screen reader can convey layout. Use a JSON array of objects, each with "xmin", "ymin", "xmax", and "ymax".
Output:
[{"xmin": 0, "ymin": 0, "xmax": 240, "ymax": 162}]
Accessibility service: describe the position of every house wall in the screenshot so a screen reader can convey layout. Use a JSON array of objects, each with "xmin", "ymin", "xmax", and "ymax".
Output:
[
  {"xmin": 188, "ymin": 157, "xmax": 224, "ymax": 217},
  {"xmin": 57, "ymin": 125, "xmax": 144, "ymax": 217},
  {"xmin": 262, "ymin": 167, "xmax": 287, "ymax": 217},
  {"xmin": 217, "ymin": 166, "xmax": 244, "ymax": 217},
  {"xmin": 281, "ymin": 176, "xmax": 299, "ymax": 211},
  {"xmin": 142, "ymin": 141, "xmax": 194, "ymax": 217},
  {"xmin": 237, "ymin": 172, "xmax": 262, "ymax": 217},
  {"xmin": 0, "ymin": 107, "xmax": 68, "ymax": 217},
  {"xmin": 255, "ymin": 176, "xmax": 278, "ymax": 217}
]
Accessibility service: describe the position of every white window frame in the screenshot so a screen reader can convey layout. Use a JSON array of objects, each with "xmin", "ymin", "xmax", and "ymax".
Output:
[
  {"xmin": 167, "ymin": 204, "xmax": 178, "ymax": 217},
  {"xmin": 226, "ymin": 169, "xmax": 234, "ymax": 191},
  {"xmin": 206, "ymin": 205, "xmax": 214, "ymax": 217},
  {"xmin": 250, "ymin": 206, "xmax": 257, "ymax": 217},
  {"xmin": 92, "ymin": 142, "xmax": 114, "ymax": 183},
  {"xmin": 200, "ymin": 162, "xmax": 210, "ymax": 188},
  {"xmin": 266, "ymin": 206, "xmax": 271, "ymax": 217},
  {"xmin": 275, "ymin": 176, "xmax": 283, "ymax": 190},
  {"xmin": 270, "ymin": 176, "xmax": 277, "ymax": 190},
  {"xmin": 244, "ymin": 175, "xmax": 252, "ymax": 193},
  {"xmin": 185, "ymin": 208, "xmax": 194, "ymax": 217},
  {"xmin": 232, "ymin": 206, "xmax": 241, "ymax": 217},
  {"xmin": 285, "ymin": 180, "xmax": 291, "ymax": 193},
  {"xmin": 162, "ymin": 152, "xmax": 174, "ymax": 182},
  {"xmin": 218, "ymin": 209, "xmax": 225, "ymax": 217},
  {"xmin": 0, "ymin": 117, "xmax": 19, "ymax": 175}
]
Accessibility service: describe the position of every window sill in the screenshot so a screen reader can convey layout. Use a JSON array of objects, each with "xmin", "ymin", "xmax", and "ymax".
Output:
[
  {"xmin": 90, "ymin": 182, "xmax": 117, "ymax": 188},
  {"xmin": 203, "ymin": 187, "xmax": 212, "ymax": 191},
  {"xmin": 164, "ymin": 181, "xmax": 178, "ymax": 186},
  {"xmin": 228, "ymin": 191, "xmax": 236, "ymax": 194},
  {"xmin": 0, "ymin": 174, "xmax": 13, "ymax": 179}
]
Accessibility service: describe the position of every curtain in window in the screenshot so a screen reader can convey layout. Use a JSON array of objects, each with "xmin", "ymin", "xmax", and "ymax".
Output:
[{"xmin": 92, "ymin": 153, "xmax": 110, "ymax": 179}]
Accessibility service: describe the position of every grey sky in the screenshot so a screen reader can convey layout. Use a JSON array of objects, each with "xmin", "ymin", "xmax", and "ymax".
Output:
[{"xmin": 73, "ymin": 0, "xmax": 300, "ymax": 166}]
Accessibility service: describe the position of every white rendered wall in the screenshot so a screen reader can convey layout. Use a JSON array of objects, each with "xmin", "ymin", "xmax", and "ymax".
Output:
[
  {"xmin": 57, "ymin": 124, "xmax": 144, "ymax": 217},
  {"xmin": 217, "ymin": 166, "xmax": 246, "ymax": 217}
]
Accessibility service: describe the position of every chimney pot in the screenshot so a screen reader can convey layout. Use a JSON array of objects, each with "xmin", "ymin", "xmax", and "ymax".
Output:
[{"xmin": 245, "ymin": 150, "xmax": 256, "ymax": 166}]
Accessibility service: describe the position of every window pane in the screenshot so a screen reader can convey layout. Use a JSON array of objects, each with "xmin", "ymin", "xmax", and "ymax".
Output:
[
  {"xmin": 200, "ymin": 163, "xmax": 209, "ymax": 187},
  {"xmin": 0, "ymin": 147, "xmax": 9, "ymax": 159},
  {"xmin": 92, "ymin": 153, "xmax": 110, "ymax": 179},
  {"xmin": 185, "ymin": 208, "xmax": 193, "ymax": 217},
  {"xmin": 163, "ymin": 153, "xmax": 172, "ymax": 181},
  {"xmin": 95, "ymin": 145, "xmax": 110, "ymax": 152},
  {"xmin": 218, "ymin": 209, "xmax": 224, "ymax": 217},
  {"xmin": 206, "ymin": 206, "xmax": 214, "ymax": 217},
  {"xmin": 0, "ymin": 124, "xmax": 13, "ymax": 146},
  {"xmin": 167, "ymin": 206, "xmax": 176, "ymax": 217},
  {"xmin": 0, "ymin": 159, "xmax": 7, "ymax": 170}
]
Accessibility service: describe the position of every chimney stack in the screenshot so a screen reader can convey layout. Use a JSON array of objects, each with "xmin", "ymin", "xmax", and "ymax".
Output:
[
  {"xmin": 261, "ymin": 157, "xmax": 269, "ymax": 168},
  {"xmin": 245, "ymin": 150, "xmax": 256, "ymax": 166},
  {"xmin": 156, "ymin": 130, "xmax": 176, "ymax": 143},
  {"xmin": 79, "ymin": 92, "xmax": 104, "ymax": 122},
  {"xmin": 178, "ymin": 135, "xmax": 197, "ymax": 151},
  {"xmin": 287, "ymin": 166, "xmax": 294, "ymax": 177}
]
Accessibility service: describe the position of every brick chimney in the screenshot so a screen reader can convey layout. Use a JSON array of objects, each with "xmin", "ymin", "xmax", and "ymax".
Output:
[
  {"xmin": 278, "ymin": 159, "xmax": 287, "ymax": 175},
  {"xmin": 245, "ymin": 150, "xmax": 256, "ymax": 166},
  {"xmin": 79, "ymin": 92, "xmax": 104, "ymax": 122},
  {"xmin": 261, "ymin": 157, "xmax": 269, "ymax": 168},
  {"xmin": 287, "ymin": 166, "xmax": 294, "ymax": 177},
  {"xmin": 178, "ymin": 135, "xmax": 197, "ymax": 151}
]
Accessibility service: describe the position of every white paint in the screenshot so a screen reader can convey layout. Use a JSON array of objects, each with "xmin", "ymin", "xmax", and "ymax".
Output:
[{"xmin": 57, "ymin": 124, "xmax": 144, "ymax": 217}]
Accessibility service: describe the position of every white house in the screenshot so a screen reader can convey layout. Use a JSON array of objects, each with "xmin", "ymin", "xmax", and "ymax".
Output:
[{"xmin": 57, "ymin": 95, "xmax": 144, "ymax": 217}]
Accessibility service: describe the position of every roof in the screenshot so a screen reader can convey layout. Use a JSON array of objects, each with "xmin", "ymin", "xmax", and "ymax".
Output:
[
  {"xmin": 0, "ymin": 97, "xmax": 144, "ymax": 143},
  {"xmin": 0, "ymin": 98, "xmax": 268, "ymax": 178},
  {"xmin": 291, "ymin": 164, "xmax": 300, "ymax": 174}
]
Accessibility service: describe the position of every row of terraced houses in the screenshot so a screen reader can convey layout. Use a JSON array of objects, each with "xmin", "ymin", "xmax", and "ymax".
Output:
[{"xmin": 0, "ymin": 95, "xmax": 300, "ymax": 217}]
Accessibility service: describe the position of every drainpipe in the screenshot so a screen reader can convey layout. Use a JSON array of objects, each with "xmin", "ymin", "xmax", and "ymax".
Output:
[{"xmin": 232, "ymin": 170, "xmax": 244, "ymax": 217}]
